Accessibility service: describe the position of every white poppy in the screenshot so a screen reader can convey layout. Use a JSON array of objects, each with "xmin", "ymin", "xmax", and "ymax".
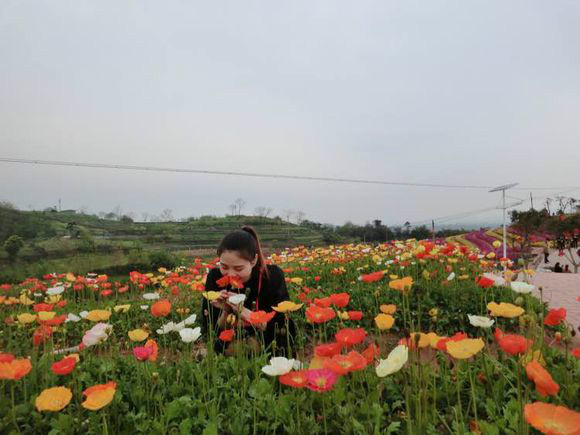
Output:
[
  {"xmin": 228, "ymin": 294, "xmax": 246, "ymax": 305},
  {"xmin": 140, "ymin": 305, "xmax": 149, "ymax": 310},
  {"xmin": 82, "ymin": 323, "xmax": 112, "ymax": 347},
  {"xmin": 142, "ymin": 292, "xmax": 160, "ymax": 300},
  {"xmin": 47, "ymin": 286, "xmax": 65, "ymax": 296},
  {"xmin": 173, "ymin": 321, "xmax": 186, "ymax": 331},
  {"xmin": 183, "ymin": 314, "xmax": 197, "ymax": 325},
  {"xmin": 376, "ymin": 345, "xmax": 408, "ymax": 377},
  {"xmin": 447, "ymin": 272, "xmax": 456, "ymax": 281},
  {"xmin": 468, "ymin": 314, "xmax": 495, "ymax": 328},
  {"xmin": 179, "ymin": 327, "xmax": 201, "ymax": 343},
  {"xmin": 79, "ymin": 311, "xmax": 88, "ymax": 319},
  {"xmin": 66, "ymin": 313, "xmax": 81, "ymax": 323},
  {"xmin": 292, "ymin": 360, "xmax": 303, "ymax": 370},
  {"xmin": 34, "ymin": 292, "xmax": 43, "ymax": 297},
  {"xmin": 156, "ymin": 322, "xmax": 176, "ymax": 335},
  {"xmin": 261, "ymin": 357, "xmax": 296, "ymax": 376},
  {"xmin": 510, "ymin": 281, "xmax": 534, "ymax": 294}
]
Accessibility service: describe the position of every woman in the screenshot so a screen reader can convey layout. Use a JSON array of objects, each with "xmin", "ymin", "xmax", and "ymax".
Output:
[{"xmin": 200, "ymin": 226, "xmax": 294, "ymax": 356}]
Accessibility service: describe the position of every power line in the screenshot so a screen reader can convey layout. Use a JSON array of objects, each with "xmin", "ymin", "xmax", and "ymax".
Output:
[
  {"xmin": 1, "ymin": 157, "xmax": 578, "ymax": 191},
  {"xmin": 408, "ymin": 187, "xmax": 580, "ymax": 227}
]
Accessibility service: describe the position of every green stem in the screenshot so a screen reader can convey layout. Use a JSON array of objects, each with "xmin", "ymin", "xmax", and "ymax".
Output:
[{"xmin": 11, "ymin": 382, "xmax": 22, "ymax": 435}]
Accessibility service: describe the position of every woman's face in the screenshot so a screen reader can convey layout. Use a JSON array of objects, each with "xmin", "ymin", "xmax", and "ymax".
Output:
[{"xmin": 219, "ymin": 250, "xmax": 257, "ymax": 283}]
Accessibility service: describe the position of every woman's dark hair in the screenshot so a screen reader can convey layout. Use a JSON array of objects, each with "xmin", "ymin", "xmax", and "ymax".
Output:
[{"xmin": 217, "ymin": 226, "xmax": 270, "ymax": 280}]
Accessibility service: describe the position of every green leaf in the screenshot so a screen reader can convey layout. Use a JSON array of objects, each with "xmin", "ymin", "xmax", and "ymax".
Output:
[{"xmin": 202, "ymin": 421, "xmax": 217, "ymax": 435}]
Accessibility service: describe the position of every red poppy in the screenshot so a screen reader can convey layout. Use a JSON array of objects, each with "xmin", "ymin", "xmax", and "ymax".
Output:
[
  {"xmin": 100, "ymin": 290, "xmax": 113, "ymax": 297},
  {"xmin": 335, "ymin": 328, "xmax": 367, "ymax": 347},
  {"xmin": 305, "ymin": 306, "xmax": 336, "ymax": 324},
  {"xmin": 219, "ymin": 329, "xmax": 234, "ymax": 342},
  {"xmin": 476, "ymin": 276, "xmax": 495, "ymax": 288},
  {"xmin": 279, "ymin": 370, "xmax": 309, "ymax": 388},
  {"xmin": 33, "ymin": 303, "xmax": 54, "ymax": 313},
  {"xmin": 525, "ymin": 360, "xmax": 559, "ymax": 397},
  {"xmin": 330, "ymin": 293, "xmax": 350, "ymax": 308},
  {"xmin": 33, "ymin": 325, "xmax": 53, "ymax": 347},
  {"xmin": 359, "ymin": 271, "xmax": 385, "ymax": 283},
  {"xmin": 314, "ymin": 342, "xmax": 343, "ymax": 358},
  {"xmin": 51, "ymin": 356, "xmax": 77, "ymax": 375},
  {"xmin": 347, "ymin": 311, "xmax": 363, "ymax": 321},
  {"xmin": 572, "ymin": 348, "xmax": 580, "ymax": 359},
  {"xmin": 247, "ymin": 311, "xmax": 276, "ymax": 326},
  {"xmin": 362, "ymin": 343, "xmax": 380, "ymax": 364},
  {"xmin": 0, "ymin": 353, "xmax": 14, "ymax": 363},
  {"xmin": 313, "ymin": 297, "xmax": 332, "ymax": 308},
  {"xmin": 544, "ymin": 308, "xmax": 567, "ymax": 326},
  {"xmin": 495, "ymin": 329, "xmax": 532, "ymax": 356},
  {"xmin": 39, "ymin": 314, "xmax": 67, "ymax": 327},
  {"xmin": 436, "ymin": 332, "xmax": 468, "ymax": 352}
]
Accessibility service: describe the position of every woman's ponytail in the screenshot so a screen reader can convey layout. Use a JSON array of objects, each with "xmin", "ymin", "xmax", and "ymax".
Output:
[{"xmin": 241, "ymin": 225, "xmax": 270, "ymax": 281}]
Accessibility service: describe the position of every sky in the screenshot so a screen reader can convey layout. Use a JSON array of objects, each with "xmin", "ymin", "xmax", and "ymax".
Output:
[{"xmin": 1, "ymin": 0, "xmax": 579, "ymax": 227}]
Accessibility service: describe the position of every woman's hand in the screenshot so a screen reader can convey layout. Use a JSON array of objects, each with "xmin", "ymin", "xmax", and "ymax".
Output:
[{"xmin": 210, "ymin": 291, "xmax": 232, "ymax": 311}]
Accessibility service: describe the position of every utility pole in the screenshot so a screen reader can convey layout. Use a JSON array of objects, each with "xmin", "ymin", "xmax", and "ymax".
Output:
[
  {"xmin": 530, "ymin": 192, "xmax": 534, "ymax": 210},
  {"xmin": 489, "ymin": 183, "xmax": 519, "ymax": 264},
  {"xmin": 58, "ymin": 198, "xmax": 61, "ymax": 212},
  {"xmin": 431, "ymin": 220, "xmax": 435, "ymax": 243}
]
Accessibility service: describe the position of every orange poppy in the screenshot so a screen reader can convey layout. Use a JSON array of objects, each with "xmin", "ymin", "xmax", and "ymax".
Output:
[
  {"xmin": 82, "ymin": 381, "xmax": 117, "ymax": 410},
  {"xmin": 0, "ymin": 353, "xmax": 14, "ymax": 363},
  {"xmin": 524, "ymin": 402, "xmax": 580, "ymax": 435},
  {"xmin": 144, "ymin": 339, "xmax": 158, "ymax": 362},
  {"xmin": 0, "ymin": 358, "xmax": 32, "ymax": 380},
  {"xmin": 216, "ymin": 275, "xmax": 244, "ymax": 289},
  {"xmin": 247, "ymin": 310, "xmax": 276, "ymax": 325},
  {"xmin": 279, "ymin": 370, "xmax": 309, "ymax": 388},
  {"xmin": 329, "ymin": 293, "xmax": 350, "ymax": 308},
  {"xmin": 33, "ymin": 303, "xmax": 54, "ymax": 312},
  {"xmin": 305, "ymin": 306, "xmax": 336, "ymax": 324},
  {"xmin": 525, "ymin": 360, "xmax": 559, "ymax": 397},
  {"xmin": 151, "ymin": 299, "xmax": 171, "ymax": 317},
  {"xmin": 335, "ymin": 328, "xmax": 367, "ymax": 347},
  {"xmin": 324, "ymin": 351, "xmax": 367, "ymax": 375}
]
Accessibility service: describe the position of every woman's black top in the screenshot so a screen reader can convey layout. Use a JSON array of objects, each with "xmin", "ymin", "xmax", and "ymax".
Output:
[{"xmin": 200, "ymin": 264, "xmax": 293, "ymax": 355}]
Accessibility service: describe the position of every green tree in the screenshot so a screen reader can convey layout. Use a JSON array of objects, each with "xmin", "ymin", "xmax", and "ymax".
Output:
[
  {"xmin": 4, "ymin": 235, "xmax": 24, "ymax": 261},
  {"xmin": 510, "ymin": 208, "xmax": 549, "ymax": 253}
]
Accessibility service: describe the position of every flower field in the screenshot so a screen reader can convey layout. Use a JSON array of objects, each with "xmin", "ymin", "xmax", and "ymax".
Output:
[{"xmin": 1, "ymin": 240, "xmax": 580, "ymax": 435}]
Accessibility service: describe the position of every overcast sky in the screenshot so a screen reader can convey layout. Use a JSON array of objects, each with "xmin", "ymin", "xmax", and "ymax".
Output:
[{"xmin": 1, "ymin": 1, "xmax": 579, "ymax": 227}]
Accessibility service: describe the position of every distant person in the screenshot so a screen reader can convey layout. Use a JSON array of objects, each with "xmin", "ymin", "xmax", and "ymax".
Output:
[
  {"xmin": 564, "ymin": 265, "xmax": 571, "ymax": 273},
  {"xmin": 554, "ymin": 262, "xmax": 563, "ymax": 273},
  {"xmin": 543, "ymin": 245, "xmax": 550, "ymax": 263}
]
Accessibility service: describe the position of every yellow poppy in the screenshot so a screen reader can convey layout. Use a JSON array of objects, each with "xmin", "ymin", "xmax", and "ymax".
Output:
[
  {"xmin": 113, "ymin": 304, "xmax": 131, "ymax": 313},
  {"xmin": 389, "ymin": 277, "xmax": 413, "ymax": 292},
  {"xmin": 82, "ymin": 382, "xmax": 116, "ymax": 411},
  {"xmin": 66, "ymin": 273, "xmax": 76, "ymax": 282},
  {"xmin": 128, "ymin": 329, "xmax": 149, "ymax": 342},
  {"xmin": 379, "ymin": 304, "xmax": 397, "ymax": 315},
  {"xmin": 17, "ymin": 313, "xmax": 37, "ymax": 324},
  {"xmin": 410, "ymin": 332, "xmax": 431, "ymax": 348},
  {"xmin": 37, "ymin": 311, "xmax": 56, "ymax": 321},
  {"xmin": 19, "ymin": 294, "xmax": 34, "ymax": 306},
  {"xmin": 374, "ymin": 313, "xmax": 394, "ymax": 330},
  {"xmin": 85, "ymin": 310, "xmax": 112, "ymax": 322},
  {"xmin": 202, "ymin": 291, "xmax": 221, "ymax": 301},
  {"xmin": 487, "ymin": 302, "xmax": 524, "ymax": 318},
  {"xmin": 272, "ymin": 301, "xmax": 303, "ymax": 313},
  {"xmin": 446, "ymin": 338, "xmax": 484, "ymax": 359},
  {"xmin": 35, "ymin": 386, "xmax": 73, "ymax": 412}
]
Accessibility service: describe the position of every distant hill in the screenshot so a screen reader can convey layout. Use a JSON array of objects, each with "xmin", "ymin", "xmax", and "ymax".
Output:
[{"xmin": 0, "ymin": 207, "xmax": 328, "ymax": 282}]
